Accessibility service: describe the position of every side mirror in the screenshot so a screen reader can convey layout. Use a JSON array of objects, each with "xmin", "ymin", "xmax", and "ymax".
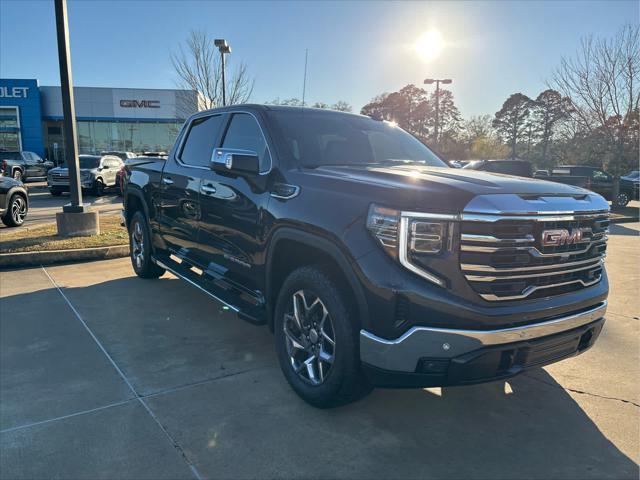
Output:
[{"xmin": 211, "ymin": 148, "xmax": 260, "ymax": 175}]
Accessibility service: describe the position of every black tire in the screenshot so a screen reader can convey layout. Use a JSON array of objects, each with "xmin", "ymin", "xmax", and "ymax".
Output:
[
  {"xmin": 92, "ymin": 178, "xmax": 105, "ymax": 196},
  {"xmin": 12, "ymin": 169, "xmax": 22, "ymax": 182},
  {"xmin": 50, "ymin": 190, "xmax": 62, "ymax": 197},
  {"xmin": 274, "ymin": 266, "xmax": 371, "ymax": 408},
  {"xmin": 1, "ymin": 193, "xmax": 28, "ymax": 227},
  {"xmin": 616, "ymin": 191, "xmax": 630, "ymax": 207},
  {"xmin": 128, "ymin": 210, "xmax": 165, "ymax": 279}
]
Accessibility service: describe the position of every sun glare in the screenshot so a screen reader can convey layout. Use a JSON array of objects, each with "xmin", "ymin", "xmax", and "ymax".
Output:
[{"xmin": 414, "ymin": 29, "xmax": 445, "ymax": 62}]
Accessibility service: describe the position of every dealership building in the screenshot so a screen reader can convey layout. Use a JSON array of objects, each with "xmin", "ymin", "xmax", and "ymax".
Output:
[{"xmin": 0, "ymin": 78, "xmax": 198, "ymax": 163}]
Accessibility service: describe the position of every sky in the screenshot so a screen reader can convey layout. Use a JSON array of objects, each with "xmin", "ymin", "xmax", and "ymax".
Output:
[{"xmin": 1, "ymin": 0, "xmax": 638, "ymax": 118}]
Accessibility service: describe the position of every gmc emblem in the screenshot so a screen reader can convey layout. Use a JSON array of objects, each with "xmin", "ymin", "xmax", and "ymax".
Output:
[
  {"xmin": 119, "ymin": 100, "xmax": 160, "ymax": 108},
  {"xmin": 541, "ymin": 228, "xmax": 591, "ymax": 247}
]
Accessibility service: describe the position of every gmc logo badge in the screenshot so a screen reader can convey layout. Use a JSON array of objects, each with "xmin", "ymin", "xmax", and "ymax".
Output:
[
  {"xmin": 119, "ymin": 100, "xmax": 160, "ymax": 108},
  {"xmin": 541, "ymin": 228, "xmax": 591, "ymax": 247}
]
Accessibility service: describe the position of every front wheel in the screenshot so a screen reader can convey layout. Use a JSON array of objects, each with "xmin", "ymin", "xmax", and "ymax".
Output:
[
  {"xmin": 128, "ymin": 211, "xmax": 165, "ymax": 279},
  {"xmin": 274, "ymin": 266, "xmax": 371, "ymax": 408},
  {"xmin": 616, "ymin": 191, "xmax": 630, "ymax": 207},
  {"xmin": 1, "ymin": 194, "xmax": 27, "ymax": 227}
]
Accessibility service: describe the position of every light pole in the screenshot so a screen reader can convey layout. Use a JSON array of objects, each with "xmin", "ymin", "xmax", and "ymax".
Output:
[
  {"xmin": 423, "ymin": 78, "xmax": 452, "ymax": 150},
  {"xmin": 214, "ymin": 39, "xmax": 231, "ymax": 106}
]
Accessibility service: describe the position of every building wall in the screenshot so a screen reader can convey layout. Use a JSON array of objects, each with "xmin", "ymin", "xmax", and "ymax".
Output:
[
  {"xmin": 0, "ymin": 79, "xmax": 45, "ymax": 156},
  {"xmin": 40, "ymin": 86, "xmax": 198, "ymax": 121}
]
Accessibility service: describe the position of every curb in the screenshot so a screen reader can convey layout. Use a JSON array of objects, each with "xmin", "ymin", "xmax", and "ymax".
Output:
[{"xmin": 0, "ymin": 245, "xmax": 129, "ymax": 269}]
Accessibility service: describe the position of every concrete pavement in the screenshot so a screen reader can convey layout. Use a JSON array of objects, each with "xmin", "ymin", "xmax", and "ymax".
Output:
[{"xmin": 0, "ymin": 224, "xmax": 638, "ymax": 479}]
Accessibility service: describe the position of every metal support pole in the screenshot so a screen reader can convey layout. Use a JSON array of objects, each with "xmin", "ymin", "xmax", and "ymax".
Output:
[
  {"xmin": 54, "ymin": 0, "xmax": 84, "ymax": 212},
  {"xmin": 221, "ymin": 51, "xmax": 226, "ymax": 107},
  {"xmin": 434, "ymin": 80, "xmax": 440, "ymax": 151}
]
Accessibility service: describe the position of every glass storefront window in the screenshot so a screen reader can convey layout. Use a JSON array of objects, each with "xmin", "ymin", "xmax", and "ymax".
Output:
[
  {"xmin": 0, "ymin": 132, "xmax": 20, "ymax": 150},
  {"xmin": 43, "ymin": 120, "xmax": 183, "ymax": 163},
  {"xmin": 0, "ymin": 107, "xmax": 19, "ymax": 128}
]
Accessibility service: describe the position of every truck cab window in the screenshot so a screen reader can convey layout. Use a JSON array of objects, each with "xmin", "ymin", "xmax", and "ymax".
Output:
[
  {"xmin": 179, "ymin": 115, "xmax": 223, "ymax": 167},
  {"xmin": 222, "ymin": 113, "xmax": 271, "ymax": 173}
]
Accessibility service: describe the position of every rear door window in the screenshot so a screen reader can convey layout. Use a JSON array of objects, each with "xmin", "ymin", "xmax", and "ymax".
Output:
[{"xmin": 179, "ymin": 115, "xmax": 224, "ymax": 168}]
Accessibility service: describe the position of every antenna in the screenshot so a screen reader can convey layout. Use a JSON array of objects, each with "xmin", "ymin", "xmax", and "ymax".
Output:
[{"xmin": 302, "ymin": 49, "xmax": 308, "ymax": 107}]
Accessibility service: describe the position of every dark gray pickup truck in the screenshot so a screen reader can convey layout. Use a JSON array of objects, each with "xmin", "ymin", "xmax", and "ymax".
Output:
[{"xmin": 0, "ymin": 151, "xmax": 53, "ymax": 182}]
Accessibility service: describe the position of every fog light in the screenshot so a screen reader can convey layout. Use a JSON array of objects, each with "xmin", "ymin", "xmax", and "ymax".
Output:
[{"xmin": 416, "ymin": 358, "xmax": 450, "ymax": 374}]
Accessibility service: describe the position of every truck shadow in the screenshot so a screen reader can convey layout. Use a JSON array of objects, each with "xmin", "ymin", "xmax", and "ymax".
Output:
[{"xmin": 1, "ymin": 271, "xmax": 638, "ymax": 479}]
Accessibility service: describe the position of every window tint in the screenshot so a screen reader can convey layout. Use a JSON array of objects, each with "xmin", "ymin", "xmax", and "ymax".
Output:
[
  {"xmin": 592, "ymin": 170, "xmax": 609, "ymax": 181},
  {"xmin": 222, "ymin": 113, "xmax": 271, "ymax": 172},
  {"xmin": 180, "ymin": 115, "xmax": 223, "ymax": 167},
  {"xmin": 267, "ymin": 110, "xmax": 446, "ymax": 169}
]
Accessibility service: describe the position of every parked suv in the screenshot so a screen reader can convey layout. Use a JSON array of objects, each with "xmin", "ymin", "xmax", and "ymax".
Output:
[
  {"xmin": 0, "ymin": 150, "xmax": 53, "ymax": 182},
  {"xmin": 124, "ymin": 106, "xmax": 609, "ymax": 407},
  {"xmin": 48, "ymin": 154, "xmax": 123, "ymax": 196}
]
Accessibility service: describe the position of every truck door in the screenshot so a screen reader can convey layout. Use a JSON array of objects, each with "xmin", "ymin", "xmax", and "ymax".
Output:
[
  {"xmin": 157, "ymin": 113, "xmax": 225, "ymax": 264},
  {"xmin": 24, "ymin": 152, "xmax": 46, "ymax": 178},
  {"xmin": 197, "ymin": 112, "xmax": 272, "ymax": 301}
]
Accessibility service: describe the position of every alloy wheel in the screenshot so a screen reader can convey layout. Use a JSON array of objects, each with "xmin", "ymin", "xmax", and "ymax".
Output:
[
  {"xmin": 11, "ymin": 196, "xmax": 27, "ymax": 224},
  {"xmin": 283, "ymin": 290, "xmax": 336, "ymax": 385},
  {"xmin": 617, "ymin": 192, "xmax": 629, "ymax": 207},
  {"xmin": 131, "ymin": 220, "xmax": 145, "ymax": 269}
]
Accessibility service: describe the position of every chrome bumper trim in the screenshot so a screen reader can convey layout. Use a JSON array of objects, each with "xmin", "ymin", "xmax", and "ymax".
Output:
[{"xmin": 359, "ymin": 301, "xmax": 607, "ymax": 372}]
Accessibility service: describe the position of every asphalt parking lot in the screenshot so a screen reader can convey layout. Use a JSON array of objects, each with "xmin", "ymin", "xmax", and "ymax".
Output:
[{"xmin": 0, "ymin": 224, "xmax": 638, "ymax": 479}]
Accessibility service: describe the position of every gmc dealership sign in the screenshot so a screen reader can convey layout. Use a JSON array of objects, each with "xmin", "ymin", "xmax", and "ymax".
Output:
[{"xmin": 119, "ymin": 99, "xmax": 160, "ymax": 108}]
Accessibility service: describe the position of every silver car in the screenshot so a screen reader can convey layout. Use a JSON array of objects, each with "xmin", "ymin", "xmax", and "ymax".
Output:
[{"xmin": 47, "ymin": 154, "xmax": 123, "ymax": 196}]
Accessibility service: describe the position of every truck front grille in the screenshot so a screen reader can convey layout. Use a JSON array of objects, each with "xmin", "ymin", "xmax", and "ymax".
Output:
[{"xmin": 460, "ymin": 211, "xmax": 609, "ymax": 301}]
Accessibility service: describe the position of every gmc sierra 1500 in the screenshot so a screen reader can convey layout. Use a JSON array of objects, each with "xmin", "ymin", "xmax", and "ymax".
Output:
[{"xmin": 123, "ymin": 105, "xmax": 609, "ymax": 407}]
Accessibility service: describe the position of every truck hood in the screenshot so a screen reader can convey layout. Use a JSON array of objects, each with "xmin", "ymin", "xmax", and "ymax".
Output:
[{"xmin": 302, "ymin": 164, "xmax": 596, "ymax": 213}]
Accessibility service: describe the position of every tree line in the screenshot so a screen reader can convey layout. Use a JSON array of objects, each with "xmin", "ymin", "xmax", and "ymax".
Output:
[{"xmin": 359, "ymin": 24, "xmax": 638, "ymax": 180}]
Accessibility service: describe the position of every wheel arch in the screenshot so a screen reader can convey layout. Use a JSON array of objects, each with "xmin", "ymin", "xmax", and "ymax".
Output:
[
  {"xmin": 124, "ymin": 187, "xmax": 150, "ymax": 227},
  {"xmin": 265, "ymin": 227, "xmax": 370, "ymax": 333}
]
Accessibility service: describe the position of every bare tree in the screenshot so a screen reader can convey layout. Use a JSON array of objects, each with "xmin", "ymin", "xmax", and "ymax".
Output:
[
  {"xmin": 551, "ymin": 24, "xmax": 639, "ymax": 200},
  {"xmin": 171, "ymin": 30, "xmax": 255, "ymax": 110}
]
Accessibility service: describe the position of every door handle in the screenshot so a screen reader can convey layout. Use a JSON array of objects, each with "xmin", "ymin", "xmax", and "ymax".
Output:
[
  {"xmin": 200, "ymin": 184, "xmax": 217, "ymax": 194},
  {"xmin": 162, "ymin": 177, "xmax": 174, "ymax": 185}
]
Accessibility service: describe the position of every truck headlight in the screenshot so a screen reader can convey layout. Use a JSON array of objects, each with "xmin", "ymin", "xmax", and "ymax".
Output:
[{"xmin": 366, "ymin": 204, "xmax": 455, "ymax": 286}]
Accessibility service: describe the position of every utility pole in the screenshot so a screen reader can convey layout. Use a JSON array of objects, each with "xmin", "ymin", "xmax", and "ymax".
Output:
[
  {"xmin": 54, "ymin": 0, "xmax": 83, "ymax": 213},
  {"xmin": 54, "ymin": 0, "xmax": 98, "ymax": 236},
  {"xmin": 423, "ymin": 78, "xmax": 452, "ymax": 151},
  {"xmin": 215, "ymin": 39, "xmax": 231, "ymax": 106}
]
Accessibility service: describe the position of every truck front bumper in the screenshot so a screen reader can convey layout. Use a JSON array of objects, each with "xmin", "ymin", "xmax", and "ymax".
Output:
[{"xmin": 360, "ymin": 301, "xmax": 607, "ymax": 387}]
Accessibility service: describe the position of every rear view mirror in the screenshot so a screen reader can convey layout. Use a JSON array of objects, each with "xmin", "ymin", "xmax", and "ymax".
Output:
[{"xmin": 211, "ymin": 148, "xmax": 260, "ymax": 175}]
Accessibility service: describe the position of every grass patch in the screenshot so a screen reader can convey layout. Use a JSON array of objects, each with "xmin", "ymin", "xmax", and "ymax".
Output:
[{"xmin": 0, "ymin": 215, "xmax": 128, "ymax": 253}]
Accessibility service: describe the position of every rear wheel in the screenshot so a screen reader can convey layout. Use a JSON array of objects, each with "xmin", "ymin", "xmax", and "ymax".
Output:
[
  {"xmin": 274, "ymin": 266, "xmax": 371, "ymax": 408},
  {"xmin": 92, "ymin": 178, "xmax": 105, "ymax": 196},
  {"xmin": 129, "ymin": 210, "xmax": 165, "ymax": 279},
  {"xmin": 616, "ymin": 191, "xmax": 630, "ymax": 207},
  {"xmin": 1, "ymin": 194, "xmax": 27, "ymax": 227}
]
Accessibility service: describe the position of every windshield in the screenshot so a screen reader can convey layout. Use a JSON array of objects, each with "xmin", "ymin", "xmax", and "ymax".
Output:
[
  {"xmin": 61, "ymin": 156, "xmax": 100, "ymax": 169},
  {"xmin": 0, "ymin": 151, "xmax": 21, "ymax": 160},
  {"xmin": 267, "ymin": 110, "xmax": 447, "ymax": 168}
]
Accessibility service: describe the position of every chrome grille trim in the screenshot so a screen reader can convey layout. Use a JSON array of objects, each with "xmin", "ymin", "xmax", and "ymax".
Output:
[
  {"xmin": 461, "ymin": 254, "xmax": 606, "ymax": 273},
  {"xmin": 459, "ymin": 201, "xmax": 609, "ymax": 302},
  {"xmin": 465, "ymin": 258, "xmax": 604, "ymax": 282},
  {"xmin": 479, "ymin": 276, "xmax": 602, "ymax": 301}
]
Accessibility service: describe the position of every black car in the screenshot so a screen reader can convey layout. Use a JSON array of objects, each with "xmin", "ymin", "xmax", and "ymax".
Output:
[
  {"xmin": 123, "ymin": 105, "xmax": 609, "ymax": 407},
  {"xmin": 463, "ymin": 158, "xmax": 534, "ymax": 177},
  {"xmin": 0, "ymin": 176, "xmax": 28, "ymax": 227},
  {"xmin": 618, "ymin": 170, "xmax": 639, "ymax": 207}
]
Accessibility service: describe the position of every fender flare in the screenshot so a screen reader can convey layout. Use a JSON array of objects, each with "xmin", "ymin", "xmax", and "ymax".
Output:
[
  {"xmin": 124, "ymin": 186, "xmax": 151, "ymax": 224},
  {"xmin": 5, "ymin": 186, "xmax": 29, "ymax": 209},
  {"xmin": 10, "ymin": 166, "xmax": 24, "ymax": 178},
  {"xmin": 265, "ymin": 227, "xmax": 370, "ymax": 332}
]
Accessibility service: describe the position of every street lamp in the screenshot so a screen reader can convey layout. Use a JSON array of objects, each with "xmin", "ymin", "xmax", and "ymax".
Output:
[
  {"xmin": 214, "ymin": 39, "xmax": 231, "ymax": 106},
  {"xmin": 423, "ymin": 78, "xmax": 452, "ymax": 150}
]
